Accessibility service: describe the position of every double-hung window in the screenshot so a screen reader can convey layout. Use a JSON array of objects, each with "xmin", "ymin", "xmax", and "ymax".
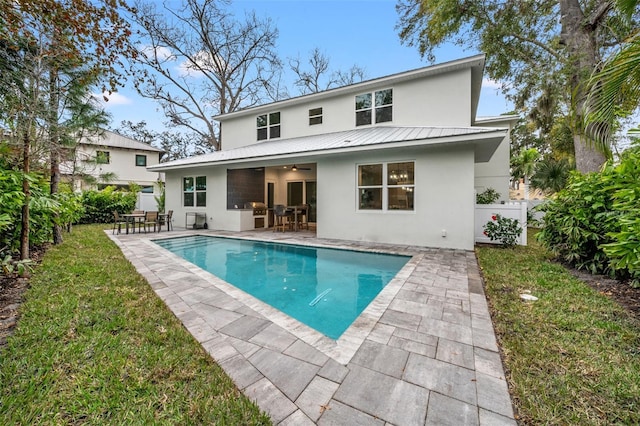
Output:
[
  {"xmin": 309, "ymin": 107, "xmax": 323, "ymax": 125},
  {"xmin": 183, "ymin": 176, "xmax": 207, "ymax": 207},
  {"xmin": 257, "ymin": 112, "xmax": 281, "ymax": 140},
  {"xmin": 355, "ymin": 88, "xmax": 392, "ymax": 126},
  {"xmin": 358, "ymin": 161, "xmax": 414, "ymax": 211}
]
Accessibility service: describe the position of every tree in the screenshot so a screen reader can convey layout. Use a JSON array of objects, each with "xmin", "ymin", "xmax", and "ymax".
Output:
[
  {"xmin": 0, "ymin": 0, "xmax": 136, "ymax": 256},
  {"xmin": 511, "ymin": 148, "xmax": 540, "ymax": 200},
  {"xmin": 129, "ymin": 0, "xmax": 282, "ymax": 151},
  {"xmin": 396, "ymin": 0, "xmax": 637, "ymax": 173},
  {"xmin": 289, "ymin": 48, "xmax": 367, "ymax": 95},
  {"xmin": 585, "ymin": 0, "xmax": 640, "ymax": 145},
  {"xmin": 530, "ymin": 157, "xmax": 573, "ymax": 195},
  {"xmin": 116, "ymin": 120, "xmax": 202, "ymax": 161}
]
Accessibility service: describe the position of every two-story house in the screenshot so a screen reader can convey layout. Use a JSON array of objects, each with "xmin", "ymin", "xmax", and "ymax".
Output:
[
  {"xmin": 62, "ymin": 129, "xmax": 164, "ymax": 193},
  {"xmin": 149, "ymin": 55, "xmax": 516, "ymax": 250}
]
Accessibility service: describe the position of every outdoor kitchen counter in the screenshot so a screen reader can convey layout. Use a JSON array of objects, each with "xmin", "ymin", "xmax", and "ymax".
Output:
[{"xmin": 228, "ymin": 208, "xmax": 268, "ymax": 231}]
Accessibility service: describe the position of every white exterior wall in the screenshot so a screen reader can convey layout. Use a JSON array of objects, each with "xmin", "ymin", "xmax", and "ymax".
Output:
[
  {"xmin": 165, "ymin": 166, "xmax": 219, "ymax": 230},
  {"xmin": 316, "ymin": 145, "xmax": 476, "ymax": 250},
  {"xmin": 220, "ymin": 69, "xmax": 472, "ymax": 151},
  {"xmin": 75, "ymin": 144, "xmax": 162, "ymax": 188},
  {"xmin": 474, "ymin": 118, "xmax": 514, "ymax": 201}
]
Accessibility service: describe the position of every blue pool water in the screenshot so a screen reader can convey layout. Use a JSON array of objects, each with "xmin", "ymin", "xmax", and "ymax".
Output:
[{"xmin": 154, "ymin": 236, "xmax": 410, "ymax": 339}]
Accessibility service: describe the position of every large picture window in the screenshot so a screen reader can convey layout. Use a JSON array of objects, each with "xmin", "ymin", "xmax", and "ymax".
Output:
[
  {"xmin": 355, "ymin": 88, "xmax": 392, "ymax": 126},
  {"xmin": 183, "ymin": 176, "xmax": 207, "ymax": 207},
  {"xmin": 257, "ymin": 112, "xmax": 281, "ymax": 140},
  {"xmin": 358, "ymin": 161, "xmax": 414, "ymax": 211}
]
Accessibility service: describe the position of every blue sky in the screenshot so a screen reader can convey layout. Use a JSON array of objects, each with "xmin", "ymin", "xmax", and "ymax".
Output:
[{"xmin": 100, "ymin": 0, "xmax": 512, "ymax": 133}]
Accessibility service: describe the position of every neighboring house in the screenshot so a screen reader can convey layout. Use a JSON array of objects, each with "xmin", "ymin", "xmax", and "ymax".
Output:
[
  {"xmin": 149, "ymin": 55, "xmax": 516, "ymax": 250},
  {"xmin": 61, "ymin": 129, "xmax": 164, "ymax": 193}
]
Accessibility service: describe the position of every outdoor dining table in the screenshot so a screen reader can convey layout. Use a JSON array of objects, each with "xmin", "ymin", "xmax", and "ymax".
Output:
[
  {"xmin": 120, "ymin": 213, "xmax": 145, "ymax": 234},
  {"xmin": 286, "ymin": 205, "xmax": 304, "ymax": 232}
]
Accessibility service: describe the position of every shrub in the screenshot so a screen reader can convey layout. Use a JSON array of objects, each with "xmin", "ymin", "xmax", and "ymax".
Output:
[
  {"xmin": 80, "ymin": 186, "xmax": 137, "ymax": 224},
  {"xmin": 0, "ymin": 168, "xmax": 59, "ymax": 253},
  {"xmin": 483, "ymin": 214, "xmax": 522, "ymax": 247},
  {"xmin": 537, "ymin": 171, "xmax": 618, "ymax": 275},
  {"xmin": 537, "ymin": 143, "xmax": 640, "ymax": 280},
  {"xmin": 476, "ymin": 187, "xmax": 501, "ymax": 204}
]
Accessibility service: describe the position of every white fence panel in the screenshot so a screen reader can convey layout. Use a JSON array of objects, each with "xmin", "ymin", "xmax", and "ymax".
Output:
[
  {"xmin": 136, "ymin": 192, "xmax": 158, "ymax": 211},
  {"xmin": 475, "ymin": 202, "xmax": 528, "ymax": 246}
]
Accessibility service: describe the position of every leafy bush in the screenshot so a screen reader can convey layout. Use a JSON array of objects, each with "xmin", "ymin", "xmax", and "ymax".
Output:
[
  {"xmin": 55, "ymin": 189, "xmax": 85, "ymax": 230},
  {"xmin": 537, "ymin": 171, "xmax": 618, "ymax": 275},
  {"xmin": 600, "ymin": 147, "xmax": 640, "ymax": 285},
  {"xmin": 80, "ymin": 186, "xmax": 137, "ymax": 224},
  {"xmin": 483, "ymin": 214, "xmax": 522, "ymax": 247},
  {"xmin": 0, "ymin": 168, "xmax": 60, "ymax": 254},
  {"xmin": 537, "ymin": 143, "xmax": 640, "ymax": 281},
  {"xmin": 476, "ymin": 187, "xmax": 501, "ymax": 204}
]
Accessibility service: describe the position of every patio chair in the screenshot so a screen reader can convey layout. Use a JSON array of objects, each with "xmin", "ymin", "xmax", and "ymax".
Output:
[
  {"xmin": 143, "ymin": 211, "xmax": 159, "ymax": 233},
  {"xmin": 132, "ymin": 210, "xmax": 145, "ymax": 232},
  {"xmin": 273, "ymin": 204, "xmax": 292, "ymax": 232},
  {"xmin": 159, "ymin": 210, "xmax": 173, "ymax": 232},
  {"xmin": 295, "ymin": 204, "xmax": 309, "ymax": 230},
  {"xmin": 112, "ymin": 211, "xmax": 127, "ymax": 234}
]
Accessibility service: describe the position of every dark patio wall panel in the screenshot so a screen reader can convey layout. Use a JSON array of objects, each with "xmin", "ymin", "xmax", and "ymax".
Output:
[{"xmin": 227, "ymin": 168, "xmax": 265, "ymax": 209}]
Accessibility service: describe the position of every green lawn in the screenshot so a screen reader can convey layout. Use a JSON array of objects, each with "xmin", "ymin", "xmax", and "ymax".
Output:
[
  {"xmin": 0, "ymin": 224, "xmax": 270, "ymax": 425},
  {"xmin": 3, "ymin": 225, "xmax": 639, "ymax": 424},
  {"xmin": 476, "ymin": 229, "xmax": 640, "ymax": 425}
]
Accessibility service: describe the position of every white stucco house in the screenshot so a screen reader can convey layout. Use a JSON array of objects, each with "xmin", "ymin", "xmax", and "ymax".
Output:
[
  {"xmin": 62, "ymin": 129, "xmax": 164, "ymax": 193},
  {"xmin": 149, "ymin": 54, "xmax": 516, "ymax": 250}
]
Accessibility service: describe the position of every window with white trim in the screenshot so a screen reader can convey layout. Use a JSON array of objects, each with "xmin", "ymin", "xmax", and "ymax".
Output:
[
  {"xmin": 355, "ymin": 88, "xmax": 392, "ymax": 126},
  {"xmin": 183, "ymin": 176, "xmax": 207, "ymax": 207},
  {"xmin": 257, "ymin": 112, "xmax": 281, "ymax": 140},
  {"xmin": 358, "ymin": 161, "xmax": 414, "ymax": 211},
  {"xmin": 309, "ymin": 107, "xmax": 323, "ymax": 125}
]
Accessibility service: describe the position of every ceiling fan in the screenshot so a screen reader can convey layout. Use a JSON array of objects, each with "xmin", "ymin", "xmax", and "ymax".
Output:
[{"xmin": 289, "ymin": 164, "xmax": 312, "ymax": 171}]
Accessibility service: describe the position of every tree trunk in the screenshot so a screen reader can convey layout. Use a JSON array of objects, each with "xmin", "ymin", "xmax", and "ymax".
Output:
[
  {"xmin": 49, "ymin": 69, "xmax": 63, "ymax": 245},
  {"xmin": 559, "ymin": 0, "xmax": 609, "ymax": 173},
  {"xmin": 20, "ymin": 129, "xmax": 30, "ymax": 260}
]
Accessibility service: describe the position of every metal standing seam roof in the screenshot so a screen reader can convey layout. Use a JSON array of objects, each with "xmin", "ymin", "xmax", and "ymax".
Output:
[
  {"xmin": 148, "ymin": 126, "xmax": 507, "ymax": 171},
  {"xmin": 82, "ymin": 129, "xmax": 164, "ymax": 153}
]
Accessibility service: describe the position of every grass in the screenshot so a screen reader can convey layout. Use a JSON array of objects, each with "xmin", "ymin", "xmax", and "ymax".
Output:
[
  {"xmin": 0, "ymin": 224, "xmax": 270, "ymax": 425},
  {"xmin": 3, "ymin": 225, "xmax": 639, "ymax": 425},
  {"xmin": 476, "ymin": 228, "xmax": 640, "ymax": 425}
]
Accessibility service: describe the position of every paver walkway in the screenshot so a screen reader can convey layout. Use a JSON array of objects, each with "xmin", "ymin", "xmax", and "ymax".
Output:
[{"xmin": 109, "ymin": 228, "xmax": 516, "ymax": 425}]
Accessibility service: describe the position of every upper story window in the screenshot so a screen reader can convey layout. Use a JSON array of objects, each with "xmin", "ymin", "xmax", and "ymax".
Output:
[
  {"xmin": 358, "ymin": 161, "xmax": 414, "ymax": 211},
  {"xmin": 183, "ymin": 176, "xmax": 207, "ymax": 207},
  {"xmin": 355, "ymin": 88, "xmax": 393, "ymax": 126},
  {"xmin": 257, "ymin": 112, "xmax": 281, "ymax": 140},
  {"xmin": 135, "ymin": 154, "xmax": 147, "ymax": 167},
  {"xmin": 309, "ymin": 107, "xmax": 323, "ymax": 125},
  {"xmin": 96, "ymin": 150, "xmax": 110, "ymax": 164}
]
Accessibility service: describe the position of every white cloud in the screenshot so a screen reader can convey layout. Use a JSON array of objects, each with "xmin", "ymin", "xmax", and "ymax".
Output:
[
  {"xmin": 93, "ymin": 92, "xmax": 133, "ymax": 107},
  {"xmin": 482, "ymin": 77, "xmax": 503, "ymax": 90},
  {"xmin": 178, "ymin": 50, "xmax": 225, "ymax": 77},
  {"xmin": 139, "ymin": 45, "xmax": 175, "ymax": 62}
]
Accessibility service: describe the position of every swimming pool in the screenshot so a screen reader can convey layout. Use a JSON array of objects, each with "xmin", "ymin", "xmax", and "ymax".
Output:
[{"xmin": 154, "ymin": 235, "xmax": 411, "ymax": 339}]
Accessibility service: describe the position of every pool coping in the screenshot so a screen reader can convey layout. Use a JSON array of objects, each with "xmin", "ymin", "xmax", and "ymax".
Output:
[
  {"xmin": 147, "ymin": 233, "xmax": 422, "ymax": 364},
  {"xmin": 109, "ymin": 228, "xmax": 517, "ymax": 425}
]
